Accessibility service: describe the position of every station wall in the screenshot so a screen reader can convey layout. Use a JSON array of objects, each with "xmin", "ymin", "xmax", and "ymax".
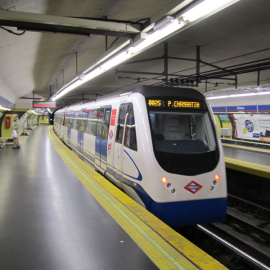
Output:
[{"xmin": 209, "ymin": 94, "xmax": 270, "ymax": 143}]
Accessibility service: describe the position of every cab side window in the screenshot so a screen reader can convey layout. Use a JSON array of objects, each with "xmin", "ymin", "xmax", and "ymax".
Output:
[
  {"xmin": 116, "ymin": 103, "xmax": 137, "ymax": 151},
  {"xmin": 115, "ymin": 105, "xmax": 126, "ymax": 144}
]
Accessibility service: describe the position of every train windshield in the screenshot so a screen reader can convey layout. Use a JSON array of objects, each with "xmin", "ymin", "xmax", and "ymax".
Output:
[{"xmin": 148, "ymin": 111, "xmax": 219, "ymax": 175}]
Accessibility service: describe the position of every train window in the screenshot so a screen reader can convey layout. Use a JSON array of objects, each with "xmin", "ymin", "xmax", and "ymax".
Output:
[
  {"xmin": 116, "ymin": 105, "xmax": 127, "ymax": 143},
  {"xmin": 124, "ymin": 105, "xmax": 137, "ymax": 151},
  {"xmin": 149, "ymin": 111, "xmax": 216, "ymax": 154},
  {"xmin": 67, "ymin": 117, "xmax": 73, "ymax": 128},
  {"xmin": 103, "ymin": 108, "xmax": 111, "ymax": 139},
  {"xmin": 80, "ymin": 119, "xmax": 87, "ymax": 132},
  {"xmin": 116, "ymin": 103, "xmax": 137, "ymax": 151},
  {"xmin": 148, "ymin": 110, "xmax": 218, "ymax": 175},
  {"xmin": 73, "ymin": 113, "xmax": 80, "ymax": 131},
  {"xmin": 93, "ymin": 108, "xmax": 111, "ymax": 139},
  {"xmin": 96, "ymin": 109, "xmax": 105, "ymax": 138},
  {"xmin": 73, "ymin": 118, "xmax": 78, "ymax": 130},
  {"xmin": 66, "ymin": 111, "xmax": 74, "ymax": 128},
  {"xmin": 78, "ymin": 111, "xmax": 88, "ymax": 132},
  {"xmin": 86, "ymin": 110, "xmax": 98, "ymax": 136}
]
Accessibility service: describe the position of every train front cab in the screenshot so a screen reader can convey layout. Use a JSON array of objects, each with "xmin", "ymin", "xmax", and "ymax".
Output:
[{"xmin": 138, "ymin": 90, "xmax": 227, "ymax": 227}]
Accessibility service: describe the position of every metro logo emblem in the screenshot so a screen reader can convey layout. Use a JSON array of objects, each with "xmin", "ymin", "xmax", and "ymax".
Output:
[
  {"xmin": 184, "ymin": 181, "xmax": 202, "ymax": 194},
  {"xmin": 109, "ymin": 130, "xmax": 113, "ymax": 139}
]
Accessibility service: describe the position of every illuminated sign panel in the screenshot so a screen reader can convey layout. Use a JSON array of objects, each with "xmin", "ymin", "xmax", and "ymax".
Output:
[
  {"xmin": 148, "ymin": 99, "xmax": 162, "ymax": 107},
  {"xmin": 147, "ymin": 98, "xmax": 201, "ymax": 109},
  {"xmin": 33, "ymin": 101, "xmax": 56, "ymax": 108},
  {"xmin": 168, "ymin": 101, "xmax": 200, "ymax": 108}
]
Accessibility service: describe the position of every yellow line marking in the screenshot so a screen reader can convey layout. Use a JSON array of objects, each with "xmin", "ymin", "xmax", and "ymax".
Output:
[
  {"xmin": 48, "ymin": 126, "xmax": 227, "ymax": 270},
  {"xmin": 225, "ymin": 157, "xmax": 270, "ymax": 179}
]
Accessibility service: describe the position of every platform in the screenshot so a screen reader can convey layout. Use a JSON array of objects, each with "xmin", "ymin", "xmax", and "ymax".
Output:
[
  {"xmin": 223, "ymin": 143, "xmax": 270, "ymax": 179},
  {"xmin": 0, "ymin": 126, "xmax": 226, "ymax": 270}
]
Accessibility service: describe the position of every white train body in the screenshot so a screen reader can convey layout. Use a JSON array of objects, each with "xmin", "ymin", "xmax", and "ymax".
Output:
[{"xmin": 54, "ymin": 86, "xmax": 227, "ymax": 227}]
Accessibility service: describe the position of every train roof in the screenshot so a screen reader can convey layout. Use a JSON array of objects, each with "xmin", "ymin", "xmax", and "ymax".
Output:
[
  {"xmin": 132, "ymin": 85, "xmax": 205, "ymax": 100},
  {"xmin": 56, "ymin": 86, "xmax": 206, "ymax": 112},
  {"xmin": 93, "ymin": 86, "xmax": 206, "ymax": 103}
]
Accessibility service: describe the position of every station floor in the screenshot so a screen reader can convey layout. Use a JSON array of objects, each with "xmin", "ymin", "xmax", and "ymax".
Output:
[{"xmin": 0, "ymin": 126, "xmax": 226, "ymax": 270}]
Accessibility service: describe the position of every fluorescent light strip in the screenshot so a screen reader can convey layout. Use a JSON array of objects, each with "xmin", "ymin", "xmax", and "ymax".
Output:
[
  {"xmin": 182, "ymin": 0, "xmax": 240, "ymax": 22},
  {"xmin": 83, "ymin": 40, "xmax": 131, "ymax": 75},
  {"xmin": 53, "ymin": 0, "xmax": 241, "ymax": 101},
  {"xmin": 129, "ymin": 19, "xmax": 185, "ymax": 54},
  {"xmin": 53, "ymin": 20, "xmax": 185, "ymax": 101},
  {"xmin": 0, "ymin": 105, "xmax": 11, "ymax": 111},
  {"xmin": 53, "ymin": 78, "xmax": 84, "ymax": 100},
  {"xmin": 78, "ymin": 21, "xmax": 185, "ymax": 87},
  {"xmin": 206, "ymin": 91, "xmax": 270, "ymax": 100},
  {"xmin": 53, "ymin": 42, "xmax": 132, "ymax": 101}
]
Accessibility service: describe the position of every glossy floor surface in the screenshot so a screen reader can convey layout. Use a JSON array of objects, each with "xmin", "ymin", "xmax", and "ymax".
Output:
[
  {"xmin": 223, "ymin": 145, "xmax": 270, "ymax": 166},
  {"xmin": 0, "ymin": 126, "xmax": 157, "ymax": 270}
]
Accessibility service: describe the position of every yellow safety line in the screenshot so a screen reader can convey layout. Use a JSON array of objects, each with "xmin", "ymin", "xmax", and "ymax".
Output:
[
  {"xmin": 48, "ymin": 126, "xmax": 227, "ymax": 270},
  {"xmin": 225, "ymin": 157, "xmax": 270, "ymax": 179}
]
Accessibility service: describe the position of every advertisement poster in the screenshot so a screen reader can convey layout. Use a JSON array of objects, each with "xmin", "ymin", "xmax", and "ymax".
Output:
[{"xmin": 232, "ymin": 114, "xmax": 270, "ymax": 142}]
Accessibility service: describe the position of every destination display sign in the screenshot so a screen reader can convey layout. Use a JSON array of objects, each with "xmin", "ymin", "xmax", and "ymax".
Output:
[
  {"xmin": 167, "ymin": 101, "xmax": 200, "ymax": 108},
  {"xmin": 33, "ymin": 101, "xmax": 56, "ymax": 108},
  {"xmin": 147, "ymin": 99, "xmax": 201, "ymax": 109}
]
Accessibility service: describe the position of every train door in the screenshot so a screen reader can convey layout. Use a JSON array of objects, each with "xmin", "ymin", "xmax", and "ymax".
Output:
[
  {"xmin": 66, "ymin": 111, "xmax": 74, "ymax": 145},
  {"xmin": 62, "ymin": 112, "xmax": 67, "ymax": 140},
  {"xmin": 77, "ymin": 110, "xmax": 88, "ymax": 154},
  {"xmin": 95, "ymin": 107, "xmax": 111, "ymax": 170},
  {"xmin": 114, "ymin": 103, "xmax": 129, "ymax": 180},
  {"xmin": 95, "ymin": 109, "xmax": 103, "ymax": 168}
]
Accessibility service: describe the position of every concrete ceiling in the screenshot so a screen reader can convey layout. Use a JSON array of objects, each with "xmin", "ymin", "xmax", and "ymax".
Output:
[{"xmin": 1, "ymin": 0, "xmax": 270, "ymax": 108}]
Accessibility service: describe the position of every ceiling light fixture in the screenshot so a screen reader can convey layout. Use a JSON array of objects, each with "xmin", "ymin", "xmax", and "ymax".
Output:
[
  {"xmin": 181, "ymin": 0, "xmax": 240, "ymax": 23},
  {"xmin": 206, "ymin": 91, "xmax": 270, "ymax": 100},
  {"xmin": 52, "ymin": 0, "xmax": 241, "ymax": 101},
  {"xmin": 206, "ymin": 95, "xmax": 229, "ymax": 100},
  {"xmin": 0, "ymin": 105, "xmax": 11, "ymax": 111},
  {"xmin": 128, "ymin": 18, "xmax": 185, "ymax": 55},
  {"xmin": 83, "ymin": 40, "xmax": 131, "ymax": 75}
]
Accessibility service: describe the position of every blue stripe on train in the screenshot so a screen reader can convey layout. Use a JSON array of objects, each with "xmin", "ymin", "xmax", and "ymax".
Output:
[
  {"xmin": 150, "ymin": 197, "xmax": 227, "ymax": 228},
  {"xmin": 95, "ymin": 136, "xmax": 108, "ymax": 163}
]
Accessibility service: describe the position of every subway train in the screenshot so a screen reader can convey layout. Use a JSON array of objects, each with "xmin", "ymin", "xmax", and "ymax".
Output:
[{"xmin": 54, "ymin": 86, "xmax": 227, "ymax": 227}]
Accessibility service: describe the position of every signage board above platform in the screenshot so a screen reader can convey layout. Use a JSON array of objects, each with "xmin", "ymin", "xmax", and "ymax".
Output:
[{"xmin": 33, "ymin": 101, "xmax": 56, "ymax": 108}]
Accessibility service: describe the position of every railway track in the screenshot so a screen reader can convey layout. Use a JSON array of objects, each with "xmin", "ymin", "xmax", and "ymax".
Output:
[{"xmin": 178, "ymin": 195, "xmax": 270, "ymax": 269}]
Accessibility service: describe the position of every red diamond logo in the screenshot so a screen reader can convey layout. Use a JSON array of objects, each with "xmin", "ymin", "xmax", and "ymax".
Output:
[
  {"xmin": 184, "ymin": 181, "xmax": 202, "ymax": 194},
  {"xmin": 109, "ymin": 130, "xmax": 113, "ymax": 139}
]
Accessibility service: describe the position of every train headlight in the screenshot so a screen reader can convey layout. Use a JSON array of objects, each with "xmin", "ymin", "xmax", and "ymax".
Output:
[
  {"xmin": 162, "ymin": 177, "xmax": 168, "ymax": 184},
  {"xmin": 161, "ymin": 177, "xmax": 176, "ymax": 194}
]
